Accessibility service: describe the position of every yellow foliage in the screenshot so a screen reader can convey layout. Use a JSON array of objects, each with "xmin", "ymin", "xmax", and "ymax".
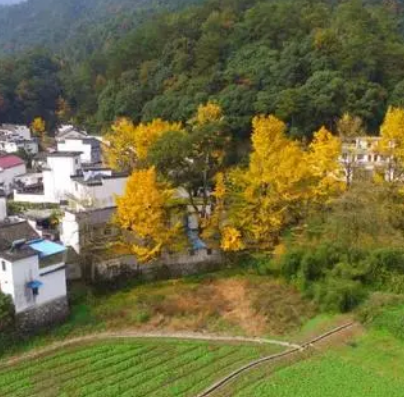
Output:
[
  {"xmin": 307, "ymin": 126, "xmax": 344, "ymax": 200},
  {"xmin": 221, "ymin": 226, "xmax": 244, "ymax": 251},
  {"xmin": 380, "ymin": 107, "xmax": 404, "ymax": 170},
  {"xmin": 115, "ymin": 167, "xmax": 182, "ymax": 263},
  {"xmin": 194, "ymin": 102, "xmax": 223, "ymax": 126},
  {"xmin": 134, "ymin": 119, "xmax": 183, "ymax": 161},
  {"xmin": 224, "ymin": 116, "xmax": 345, "ymax": 251},
  {"xmin": 30, "ymin": 117, "xmax": 46, "ymax": 138},
  {"xmin": 105, "ymin": 118, "xmax": 182, "ymax": 171}
]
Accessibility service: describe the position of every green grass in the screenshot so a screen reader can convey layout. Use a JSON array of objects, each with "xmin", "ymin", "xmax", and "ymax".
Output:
[
  {"xmin": 0, "ymin": 338, "xmax": 281, "ymax": 397},
  {"xmin": 213, "ymin": 322, "xmax": 404, "ymax": 397}
]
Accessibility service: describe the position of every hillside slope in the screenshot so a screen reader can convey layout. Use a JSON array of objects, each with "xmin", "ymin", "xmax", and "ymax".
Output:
[{"xmin": 0, "ymin": 0, "xmax": 200, "ymax": 59}]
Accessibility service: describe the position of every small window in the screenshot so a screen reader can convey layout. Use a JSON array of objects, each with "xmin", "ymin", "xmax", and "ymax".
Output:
[{"xmin": 1, "ymin": 261, "xmax": 6, "ymax": 272}]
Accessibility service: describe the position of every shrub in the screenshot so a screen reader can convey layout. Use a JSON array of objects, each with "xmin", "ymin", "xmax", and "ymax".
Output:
[
  {"xmin": 314, "ymin": 278, "xmax": 367, "ymax": 312},
  {"xmin": 357, "ymin": 292, "xmax": 404, "ymax": 324},
  {"xmin": 279, "ymin": 249, "xmax": 304, "ymax": 280},
  {"xmin": 0, "ymin": 292, "xmax": 15, "ymax": 332}
]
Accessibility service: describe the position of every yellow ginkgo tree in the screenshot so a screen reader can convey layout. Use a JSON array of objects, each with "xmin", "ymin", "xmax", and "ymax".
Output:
[
  {"xmin": 379, "ymin": 106, "xmax": 404, "ymax": 183},
  {"xmin": 104, "ymin": 118, "xmax": 182, "ymax": 171},
  {"xmin": 115, "ymin": 167, "xmax": 183, "ymax": 263},
  {"xmin": 220, "ymin": 116, "xmax": 344, "ymax": 252}
]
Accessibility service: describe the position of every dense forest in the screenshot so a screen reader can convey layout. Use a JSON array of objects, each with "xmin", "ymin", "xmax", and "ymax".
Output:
[{"xmin": 2, "ymin": 0, "xmax": 404, "ymax": 138}]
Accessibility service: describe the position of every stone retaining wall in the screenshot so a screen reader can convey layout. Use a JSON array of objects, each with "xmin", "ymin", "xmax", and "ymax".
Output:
[
  {"xmin": 95, "ymin": 249, "xmax": 224, "ymax": 282},
  {"xmin": 16, "ymin": 296, "xmax": 69, "ymax": 334}
]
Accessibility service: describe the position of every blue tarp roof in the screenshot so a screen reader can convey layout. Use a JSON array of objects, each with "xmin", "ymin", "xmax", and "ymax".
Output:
[{"xmin": 28, "ymin": 240, "xmax": 66, "ymax": 258}]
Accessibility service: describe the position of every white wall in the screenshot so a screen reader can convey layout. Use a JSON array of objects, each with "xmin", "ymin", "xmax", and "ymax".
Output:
[
  {"xmin": 36, "ymin": 269, "xmax": 67, "ymax": 306},
  {"xmin": 11, "ymin": 255, "xmax": 40, "ymax": 313},
  {"xmin": 0, "ymin": 197, "xmax": 6, "ymax": 221},
  {"xmin": 60, "ymin": 211, "xmax": 80, "ymax": 253},
  {"xmin": 14, "ymin": 191, "xmax": 54, "ymax": 204},
  {"xmin": 44, "ymin": 156, "xmax": 80, "ymax": 202},
  {"xmin": 5, "ymin": 254, "xmax": 67, "ymax": 314},
  {"xmin": 75, "ymin": 177, "xmax": 127, "ymax": 208},
  {"xmin": 0, "ymin": 258, "xmax": 15, "ymax": 301},
  {"xmin": 0, "ymin": 163, "xmax": 26, "ymax": 194},
  {"xmin": 57, "ymin": 139, "xmax": 94, "ymax": 163}
]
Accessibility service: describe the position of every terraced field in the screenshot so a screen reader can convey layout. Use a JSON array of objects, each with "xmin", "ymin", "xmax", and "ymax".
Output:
[{"xmin": 0, "ymin": 338, "xmax": 281, "ymax": 397}]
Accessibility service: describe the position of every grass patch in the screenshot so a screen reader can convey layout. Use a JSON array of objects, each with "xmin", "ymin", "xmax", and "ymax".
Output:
[{"xmin": 0, "ymin": 338, "xmax": 281, "ymax": 397}]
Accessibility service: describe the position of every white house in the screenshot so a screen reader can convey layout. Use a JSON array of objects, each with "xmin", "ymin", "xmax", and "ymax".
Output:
[
  {"xmin": 0, "ymin": 137, "xmax": 39, "ymax": 155},
  {"xmin": 57, "ymin": 137, "xmax": 102, "ymax": 165},
  {"xmin": 0, "ymin": 220, "xmax": 68, "ymax": 319},
  {"xmin": 14, "ymin": 152, "xmax": 128, "ymax": 208},
  {"xmin": 61, "ymin": 206, "xmax": 117, "ymax": 254},
  {"xmin": 0, "ymin": 124, "xmax": 31, "ymax": 141},
  {"xmin": 55, "ymin": 125, "xmax": 88, "ymax": 141},
  {"xmin": 0, "ymin": 154, "xmax": 26, "ymax": 194}
]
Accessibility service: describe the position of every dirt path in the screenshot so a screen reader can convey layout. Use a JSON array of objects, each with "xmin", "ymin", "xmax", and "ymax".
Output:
[
  {"xmin": 195, "ymin": 322, "xmax": 359, "ymax": 397},
  {"xmin": 0, "ymin": 330, "xmax": 301, "ymax": 368}
]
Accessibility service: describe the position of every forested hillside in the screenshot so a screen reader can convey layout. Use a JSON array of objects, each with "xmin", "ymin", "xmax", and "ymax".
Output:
[
  {"xmin": 0, "ymin": 0, "xmax": 201, "ymax": 59},
  {"xmin": 2, "ymin": 0, "xmax": 404, "ymax": 137}
]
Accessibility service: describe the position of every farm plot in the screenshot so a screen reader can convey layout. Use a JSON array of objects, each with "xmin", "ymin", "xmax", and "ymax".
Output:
[{"xmin": 0, "ymin": 338, "xmax": 281, "ymax": 397}]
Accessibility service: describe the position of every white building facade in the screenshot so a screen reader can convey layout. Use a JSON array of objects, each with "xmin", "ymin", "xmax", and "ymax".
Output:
[
  {"xmin": 0, "ymin": 221, "xmax": 68, "ymax": 327},
  {"xmin": 57, "ymin": 137, "xmax": 102, "ymax": 164}
]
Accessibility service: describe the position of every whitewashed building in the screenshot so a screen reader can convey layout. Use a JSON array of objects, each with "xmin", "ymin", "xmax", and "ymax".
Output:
[
  {"xmin": 0, "ymin": 220, "xmax": 68, "ymax": 329},
  {"xmin": 55, "ymin": 125, "xmax": 88, "ymax": 141},
  {"xmin": 14, "ymin": 151, "xmax": 128, "ymax": 208},
  {"xmin": 0, "ymin": 154, "xmax": 26, "ymax": 194},
  {"xmin": 0, "ymin": 124, "xmax": 31, "ymax": 141},
  {"xmin": 57, "ymin": 137, "xmax": 102, "ymax": 165}
]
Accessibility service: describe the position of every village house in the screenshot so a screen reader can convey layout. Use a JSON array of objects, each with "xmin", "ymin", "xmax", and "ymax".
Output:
[
  {"xmin": 55, "ymin": 124, "xmax": 88, "ymax": 141},
  {"xmin": 0, "ymin": 154, "xmax": 26, "ymax": 195},
  {"xmin": 57, "ymin": 137, "xmax": 102, "ymax": 165},
  {"xmin": 14, "ymin": 151, "xmax": 128, "ymax": 208},
  {"xmin": 0, "ymin": 124, "xmax": 31, "ymax": 140},
  {"xmin": 340, "ymin": 136, "xmax": 390, "ymax": 181},
  {"xmin": 0, "ymin": 220, "xmax": 68, "ymax": 330},
  {"xmin": 0, "ymin": 124, "xmax": 39, "ymax": 156}
]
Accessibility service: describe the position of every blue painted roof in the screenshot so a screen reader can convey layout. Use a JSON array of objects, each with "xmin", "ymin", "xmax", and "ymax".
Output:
[{"xmin": 28, "ymin": 240, "xmax": 66, "ymax": 258}]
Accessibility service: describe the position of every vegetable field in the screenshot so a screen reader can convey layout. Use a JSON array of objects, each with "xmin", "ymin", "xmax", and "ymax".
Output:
[{"xmin": 0, "ymin": 338, "xmax": 280, "ymax": 397}]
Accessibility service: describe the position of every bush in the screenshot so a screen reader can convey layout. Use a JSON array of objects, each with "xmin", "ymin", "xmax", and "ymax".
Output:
[
  {"xmin": 279, "ymin": 249, "xmax": 305, "ymax": 280},
  {"xmin": 0, "ymin": 292, "xmax": 15, "ymax": 332},
  {"xmin": 314, "ymin": 277, "xmax": 367, "ymax": 313},
  {"xmin": 357, "ymin": 292, "xmax": 404, "ymax": 325}
]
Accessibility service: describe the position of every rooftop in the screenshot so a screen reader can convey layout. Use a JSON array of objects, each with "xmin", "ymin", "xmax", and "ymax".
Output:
[
  {"xmin": 0, "ymin": 220, "xmax": 39, "ymax": 251},
  {"xmin": 28, "ymin": 239, "xmax": 66, "ymax": 258},
  {"xmin": 46, "ymin": 151, "xmax": 82, "ymax": 158},
  {"xmin": 0, "ymin": 154, "xmax": 25, "ymax": 169}
]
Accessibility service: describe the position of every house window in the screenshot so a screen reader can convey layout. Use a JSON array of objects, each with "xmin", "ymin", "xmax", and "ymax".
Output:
[{"xmin": 1, "ymin": 261, "xmax": 6, "ymax": 272}]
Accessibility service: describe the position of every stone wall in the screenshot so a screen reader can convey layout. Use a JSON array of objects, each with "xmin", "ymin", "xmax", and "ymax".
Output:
[
  {"xmin": 16, "ymin": 296, "xmax": 69, "ymax": 334},
  {"xmin": 94, "ymin": 249, "xmax": 224, "ymax": 282}
]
